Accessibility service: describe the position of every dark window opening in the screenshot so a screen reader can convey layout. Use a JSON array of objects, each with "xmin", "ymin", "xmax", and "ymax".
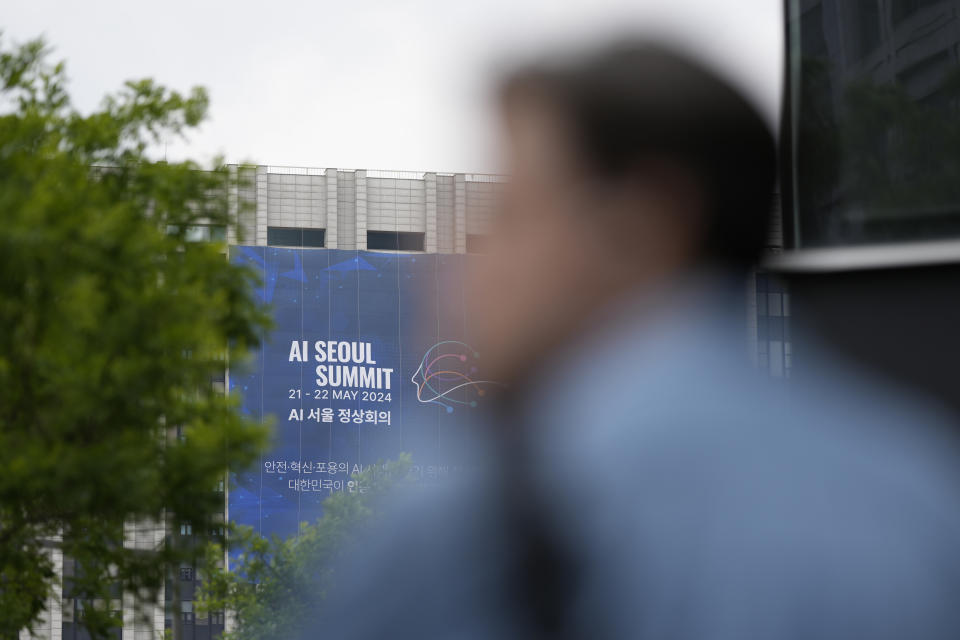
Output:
[
  {"xmin": 367, "ymin": 231, "xmax": 425, "ymax": 251},
  {"xmin": 852, "ymin": 0, "xmax": 882, "ymax": 61},
  {"xmin": 267, "ymin": 226, "xmax": 325, "ymax": 248},
  {"xmin": 892, "ymin": 0, "xmax": 943, "ymax": 25}
]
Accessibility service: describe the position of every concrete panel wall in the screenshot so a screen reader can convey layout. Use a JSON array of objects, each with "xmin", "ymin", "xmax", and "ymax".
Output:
[
  {"xmin": 366, "ymin": 177, "xmax": 428, "ymax": 233},
  {"xmin": 230, "ymin": 166, "xmax": 503, "ymax": 253},
  {"xmin": 436, "ymin": 174, "xmax": 457, "ymax": 254},
  {"xmin": 336, "ymin": 171, "xmax": 357, "ymax": 250},
  {"xmin": 266, "ymin": 174, "xmax": 326, "ymax": 231}
]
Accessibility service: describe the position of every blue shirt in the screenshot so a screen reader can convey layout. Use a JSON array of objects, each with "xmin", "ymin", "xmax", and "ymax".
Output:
[{"xmin": 316, "ymin": 277, "xmax": 960, "ymax": 639}]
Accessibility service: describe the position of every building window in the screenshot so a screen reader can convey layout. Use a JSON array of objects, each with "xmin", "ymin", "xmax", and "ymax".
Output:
[
  {"xmin": 181, "ymin": 600, "xmax": 194, "ymax": 624},
  {"xmin": 786, "ymin": 0, "xmax": 960, "ymax": 247},
  {"xmin": 62, "ymin": 599, "xmax": 74, "ymax": 622},
  {"xmin": 366, "ymin": 231, "xmax": 425, "ymax": 252},
  {"xmin": 892, "ymin": 0, "xmax": 941, "ymax": 25},
  {"xmin": 466, "ymin": 234, "xmax": 489, "ymax": 254},
  {"xmin": 179, "ymin": 566, "xmax": 194, "ymax": 581},
  {"xmin": 852, "ymin": 1, "xmax": 881, "ymax": 60},
  {"xmin": 180, "ymin": 523, "xmax": 192, "ymax": 536},
  {"xmin": 267, "ymin": 226, "xmax": 325, "ymax": 248},
  {"xmin": 754, "ymin": 272, "xmax": 792, "ymax": 379},
  {"xmin": 211, "ymin": 611, "xmax": 226, "ymax": 625},
  {"xmin": 767, "ymin": 292, "xmax": 783, "ymax": 317}
]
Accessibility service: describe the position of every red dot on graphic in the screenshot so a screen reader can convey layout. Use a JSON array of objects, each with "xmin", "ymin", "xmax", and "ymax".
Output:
[{"xmin": 459, "ymin": 354, "xmax": 467, "ymax": 361}]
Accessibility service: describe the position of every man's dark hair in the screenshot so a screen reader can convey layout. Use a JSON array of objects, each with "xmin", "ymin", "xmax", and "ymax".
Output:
[{"xmin": 500, "ymin": 41, "xmax": 777, "ymax": 270}]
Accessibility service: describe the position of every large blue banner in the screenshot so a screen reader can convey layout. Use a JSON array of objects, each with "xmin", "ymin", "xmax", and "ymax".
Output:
[{"xmin": 228, "ymin": 247, "xmax": 490, "ymax": 540}]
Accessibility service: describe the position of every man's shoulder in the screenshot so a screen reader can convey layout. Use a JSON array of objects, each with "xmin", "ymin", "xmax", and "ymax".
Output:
[
  {"xmin": 535, "ymin": 325, "xmax": 960, "ymax": 550},
  {"xmin": 544, "ymin": 346, "xmax": 960, "ymax": 638},
  {"xmin": 609, "ymin": 347, "xmax": 960, "ymax": 508}
]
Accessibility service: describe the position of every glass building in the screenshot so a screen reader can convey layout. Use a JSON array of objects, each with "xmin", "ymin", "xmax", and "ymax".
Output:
[{"xmin": 774, "ymin": 1, "xmax": 960, "ymax": 414}]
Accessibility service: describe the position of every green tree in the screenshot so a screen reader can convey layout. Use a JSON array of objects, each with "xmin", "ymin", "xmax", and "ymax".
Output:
[
  {"xmin": 196, "ymin": 456, "xmax": 412, "ymax": 640},
  {"xmin": 0, "ymin": 35, "xmax": 270, "ymax": 638}
]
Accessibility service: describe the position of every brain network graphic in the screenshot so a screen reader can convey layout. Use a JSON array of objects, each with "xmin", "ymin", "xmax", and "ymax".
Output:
[{"xmin": 412, "ymin": 341, "xmax": 498, "ymax": 413}]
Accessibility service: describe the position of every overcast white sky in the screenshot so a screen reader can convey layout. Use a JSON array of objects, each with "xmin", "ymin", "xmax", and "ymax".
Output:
[{"xmin": 6, "ymin": 0, "xmax": 782, "ymax": 173}]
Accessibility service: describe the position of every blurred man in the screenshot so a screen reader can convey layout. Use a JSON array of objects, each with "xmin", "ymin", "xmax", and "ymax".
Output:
[{"xmin": 317, "ymin": 42, "xmax": 960, "ymax": 639}]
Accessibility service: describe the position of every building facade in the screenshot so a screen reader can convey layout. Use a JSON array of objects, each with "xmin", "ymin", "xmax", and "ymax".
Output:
[{"xmin": 228, "ymin": 166, "xmax": 505, "ymax": 255}]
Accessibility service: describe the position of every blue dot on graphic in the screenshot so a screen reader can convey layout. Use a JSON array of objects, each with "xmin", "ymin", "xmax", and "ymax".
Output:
[{"xmin": 445, "ymin": 406, "xmax": 454, "ymax": 414}]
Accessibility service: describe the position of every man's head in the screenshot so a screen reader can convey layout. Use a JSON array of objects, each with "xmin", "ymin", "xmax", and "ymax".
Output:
[{"xmin": 470, "ymin": 41, "xmax": 776, "ymax": 386}]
